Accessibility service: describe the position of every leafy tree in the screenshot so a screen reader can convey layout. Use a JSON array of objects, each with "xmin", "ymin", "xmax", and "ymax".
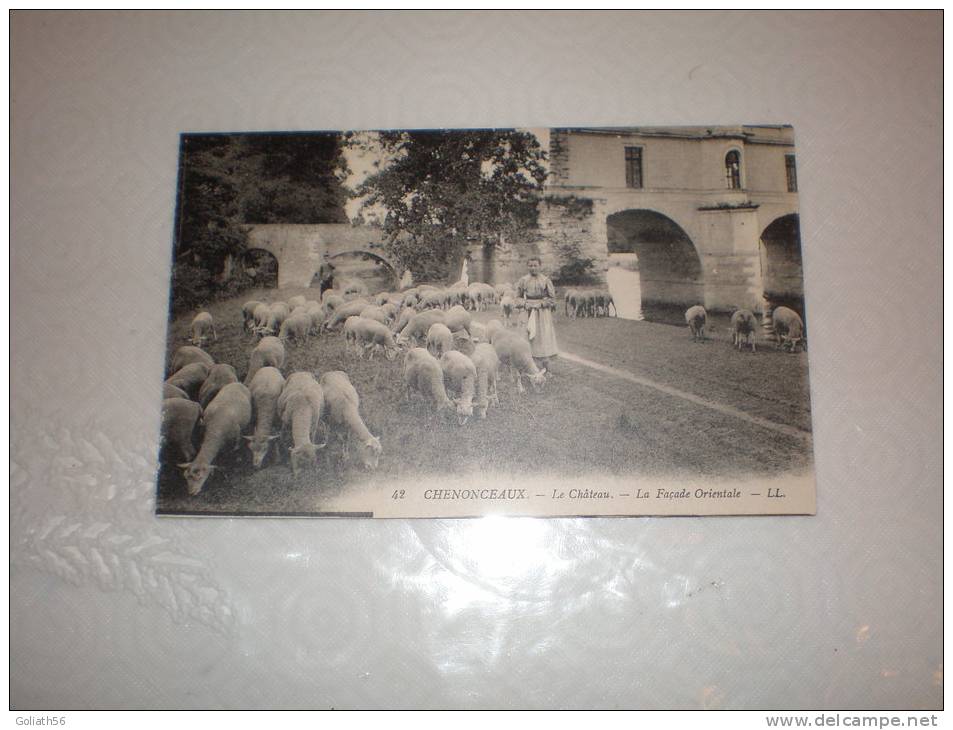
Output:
[
  {"xmin": 352, "ymin": 130, "xmax": 547, "ymax": 281},
  {"xmin": 171, "ymin": 133, "xmax": 349, "ymax": 312}
]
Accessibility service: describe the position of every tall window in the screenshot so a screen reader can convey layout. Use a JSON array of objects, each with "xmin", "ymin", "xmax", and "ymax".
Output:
[
  {"xmin": 625, "ymin": 146, "xmax": 643, "ymax": 188},
  {"xmin": 725, "ymin": 150, "xmax": 741, "ymax": 189},
  {"xmin": 785, "ymin": 154, "xmax": 798, "ymax": 192}
]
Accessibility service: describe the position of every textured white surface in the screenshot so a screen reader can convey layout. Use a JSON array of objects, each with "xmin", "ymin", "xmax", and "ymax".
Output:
[{"xmin": 11, "ymin": 11, "xmax": 942, "ymax": 709}]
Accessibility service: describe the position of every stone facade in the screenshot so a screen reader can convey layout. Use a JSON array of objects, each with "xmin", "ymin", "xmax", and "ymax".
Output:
[{"xmin": 480, "ymin": 126, "xmax": 803, "ymax": 313}]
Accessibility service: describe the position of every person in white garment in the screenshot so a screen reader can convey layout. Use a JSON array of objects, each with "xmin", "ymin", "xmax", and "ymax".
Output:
[{"xmin": 515, "ymin": 256, "xmax": 558, "ymax": 369}]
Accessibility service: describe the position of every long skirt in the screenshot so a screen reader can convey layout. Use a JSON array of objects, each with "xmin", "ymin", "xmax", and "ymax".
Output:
[{"xmin": 527, "ymin": 307, "xmax": 558, "ymax": 358}]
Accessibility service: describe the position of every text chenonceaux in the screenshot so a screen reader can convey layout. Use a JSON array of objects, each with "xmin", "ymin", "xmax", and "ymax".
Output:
[{"xmin": 422, "ymin": 487, "xmax": 745, "ymax": 501}]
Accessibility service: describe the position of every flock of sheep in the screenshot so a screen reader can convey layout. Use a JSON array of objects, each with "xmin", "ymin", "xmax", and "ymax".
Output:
[
  {"xmin": 161, "ymin": 279, "xmax": 548, "ymax": 498},
  {"xmin": 685, "ymin": 303, "xmax": 806, "ymax": 352}
]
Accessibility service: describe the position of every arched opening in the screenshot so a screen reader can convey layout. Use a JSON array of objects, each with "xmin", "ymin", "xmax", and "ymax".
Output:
[
  {"xmin": 725, "ymin": 149, "xmax": 742, "ymax": 189},
  {"xmin": 606, "ymin": 209, "xmax": 704, "ymax": 323},
  {"xmin": 314, "ymin": 251, "xmax": 398, "ymax": 294},
  {"xmin": 243, "ymin": 248, "xmax": 278, "ymax": 288},
  {"xmin": 760, "ymin": 214, "xmax": 805, "ymax": 317}
]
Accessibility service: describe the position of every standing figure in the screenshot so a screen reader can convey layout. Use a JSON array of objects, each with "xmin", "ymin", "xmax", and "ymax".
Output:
[
  {"xmin": 516, "ymin": 256, "xmax": 559, "ymax": 370},
  {"xmin": 318, "ymin": 256, "xmax": 336, "ymax": 296}
]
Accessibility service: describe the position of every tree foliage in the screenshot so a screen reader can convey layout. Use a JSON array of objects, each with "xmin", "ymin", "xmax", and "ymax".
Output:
[
  {"xmin": 171, "ymin": 133, "xmax": 348, "ymax": 312},
  {"xmin": 352, "ymin": 130, "xmax": 547, "ymax": 281}
]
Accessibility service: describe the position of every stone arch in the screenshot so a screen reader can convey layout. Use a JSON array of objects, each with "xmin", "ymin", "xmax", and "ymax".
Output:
[
  {"xmin": 321, "ymin": 250, "xmax": 399, "ymax": 292},
  {"xmin": 759, "ymin": 213, "xmax": 804, "ymax": 314},
  {"xmin": 243, "ymin": 247, "xmax": 279, "ymax": 288},
  {"xmin": 606, "ymin": 209, "xmax": 704, "ymax": 318}
]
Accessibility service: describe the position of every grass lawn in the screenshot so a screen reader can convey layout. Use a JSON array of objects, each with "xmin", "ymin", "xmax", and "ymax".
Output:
[{"xmin": 157, "ymin": 286, "xmax": 814, "ymax": 515}]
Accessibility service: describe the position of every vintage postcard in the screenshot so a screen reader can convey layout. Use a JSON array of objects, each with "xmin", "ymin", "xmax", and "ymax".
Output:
[{"xmin": 157, "ymin": 126, "xmax": 815, "ymax": 517}]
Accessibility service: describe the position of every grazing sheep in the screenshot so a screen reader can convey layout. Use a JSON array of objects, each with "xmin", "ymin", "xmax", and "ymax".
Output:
[
  {"xmin": 171, "ymin": 345, "xmax": 214, "ymax": 375},
  {"xmin": 321, "ymin": 288, "xmax": 338, "ymax": 304},
  {"xmin": 397, "ymin": 310, "xmax": 447, "ymax": 347},
  {"xmin": 279, "ymin": 310, "xmax": 312, "ymax": 345},
  {"xmin": 161, "ymin": 397, "xmax": 201, "ymax": 463},
  {"xmin": 443, "ymin": 305, "xmax": 473, "ymax": 340},
  {"xmin": 426, "ymin": 323, "xmax": 454, "ymax": 358},
  {"xmin": 244, "ymin": 336, "xmax": 286, "ymax": 385},
  {"xmin": 359, "ymin": 305, "xmax": 390, "ymax": 326},
  {"xmin": 287, "ymin": 295, "xmax": 307, "ymax": 311},
  {"xmin": 485, "ymin": 319, "xmax": 504, "ymax": 342},
  {"xmin": 252, "ymin": 303, "xmax": 271, "ymax": 333},
  {"xmin": 343, "ymin": 316, "xmax": 365, "ymax": 355},
  {"xmin": 319, "ymin": 371, "xmax": 381, "ymax": 471},
  {"xmin": 685, "ymin": 305, "xmax": 707, "ymax": 341},
  {"xmin": 324, "ymin": 298, "xmax": 371, "ymax": 331},
  {"xmin": 403, "ymin": 348, "xmax": 455, "ymax": 418},
  {"xmin": 772, "ymin": 306, "xmax": 805, "ymax": 352},
  {"xmin": 730, "ymin": 309, "xmax": 758, "ymax": 352},
  {"xmin": 471, "ymin": 342, "xmax": 501, "ymax": 419},
  {"xmin": 469, "ymin": 321, "xmax": 487, "ymax": 343},
  {"xmin": 305, "ymin": 301, "xmax": 326, "ymax": 334},
  {"xmin": 440, "ymin": 350, "xmax": 477, "ymax": 424},
  {"xmin": 493, "ymin": 333, "xmax": 547, "ymax": 393},
  {"xmin": 163, "ymin": 382, "xmax": 190, "ymax": 400},
  {"xmin": 244, "ymin": 366, "xmax": 285, "ymax": 468},
  {"xmin": 179, "ymin": 383, "xmax": 252, "ymax": 496},
  {"xmin": 564, "ymin": 289, "xmax": 578, "ymax": 318},
  {"xmin": 500, "ymin": 294, "xmax": 515, "ymax": 326},
  {"xmin": 354, "ymin": 318, "xmax": 400, "ymax": 360},
  {"xmin": 391, "ymin": 305, "xmax": 418, "ymax": 334},
  {"xmin": 242, "ymin": 301, "xmax": 264, "ymax": 332},
  {"xmin": 259, "ymin": 302, "xmax": 291, "ymax": 336},
  {"xmin": 375, "ymin": 292, "xmax": 391, "ymax": 307},
  {"xmin": 381, "ymin": 302, "xmax": 399, "ymax": 323},
  {"xmin": 419, "ymin": 290, "xmax": 446, "ymax": 311},
  {"xmin": 402, "ymin": 290, "xmax": 422, "ymax": 309},
  {"xmin": 190, "ymin": 312, "xmax": 216, "ymax": 346},
  {"xmin": 166, "ymin": 362, "xmax": 210, "ymax": 400},
  {"xmin": 278, "ymin": 372, "xmax": 327, "ymax": 475},
  {"xmin": 198, "ymin": 363, "xmax": 239, "ymax": 409}
]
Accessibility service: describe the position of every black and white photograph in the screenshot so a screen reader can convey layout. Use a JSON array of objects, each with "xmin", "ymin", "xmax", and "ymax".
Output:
[{"xmin": 158, "ymin": 125, "xmax": 815, "ymax": 517}]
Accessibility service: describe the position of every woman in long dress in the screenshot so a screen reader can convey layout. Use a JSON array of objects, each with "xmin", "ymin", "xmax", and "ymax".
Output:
[{"xmin": 516, "ymin": 257, "xmax": 559, "ymax": 369}]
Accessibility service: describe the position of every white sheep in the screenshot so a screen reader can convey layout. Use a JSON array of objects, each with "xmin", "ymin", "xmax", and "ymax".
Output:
[
  {"xmin": 179, "ymin": 382, "xmax": 252, "ymax": 496},
  {"xmin": 440, "ymin": 350, "xmax": 477, "ymax": 424},
  {"xmin": 244, "ymin": 336, "xmax": 286, "ymax": 385},
  {"xmin": 685, "ymin": 305, "xmax": 707, "ymax": 341},
  {"xmin": 443, "ymin": 305, "xmax": 473, "ymax": 340},
  {"xmin": 287, "ymin": 295, "xmax": 307, "ymax": 311},
  {"xmin": 397, "ymin": 310, "xmax": 447, "ymax": 347},
  {"xmin": 359, "ymin": 305, "xmax": 390, "ymax": 326},
  {"xmin": 469, "ymin": 321, "xmax": 487, "ymax": 343},
  {"xmin": 354, "ymin": 318, "xmax": 399, "ymax": 360},
  {"xmin": 470, "ymin": 342, "xmax": 500, "ymax": 419},
  {"xmin": 171, "ymin": 345, "xmax": 214, "ymax": 375},
  {"xmin": 419, "ymin": 290, "xmax": 446, "ymax": 310},
  {"xmin": 305, "ymin": 301, "xmax": 326, "ymax": 334},
  {"xmin": 342, "ymin": 316, "xmax": 365, "ymax": 355},
  {"xmin": 324, "ymin": 298, "xmax": 371, "ymax": 331},
  {"xmin": 391, "ymin": 305, "xmax": 418, "ymax": 334},
  {"xmin": 198, "ymin": 363, "xmax": 239, "ymax": 409},
  {"xmin": 426, "ymin": 322, "xmax": 454, "ymax": 358},
  {"xmin": 252, "ymin": 303, "xmax": 271, "ymax": 334},
  {"xmin": 730, "ymin": 309, "xmax": 758, "ymax": 352},
  {"xmin": 165, "ymin": 362, "xmax": 210, "ymax": 400},
  {"xmin": 244, "ymin": 366, "xmax": 285, "ymax": 468},
  {"xmin": 278, "ymin": 371, "xmax": 327, "ymax": 475},
  {"xmin": 500, "ymin": 294, "xmax": 515, "ymax": 326},
  {"xmin": 772, "ymin": 306, "xmax": 805, "ymax": 352},
  {"xmin": 260, "ymin": 302, "xmax": 291, "ymax": 336},
  {"xmin": 319, "ymin": 371, "xmax": 381, "ymax": 471},
  {"xmin": 403, "ymin": 348, "xmax": 454, "ymax": 418},
  {"xmin": 278, "ymin": 309, "xmax": 312, "ymax": 345},
  {"xmin": 161, "ymin": 397, "xmax": 201, "ymax": 463},
  {"xmin": 485, "ymin": 319, "xmax": 504, "ymax": 342},
  {"xmin": 492, "ymin": 332, "xmax": 547, "ymax": 393},
  {"xmin": 242, "ymin": 300, "xmax": 264, "ymax": 332},
  {"xmin": 190, "ymin": 311, "xmax": 216, "ymax": 346}
]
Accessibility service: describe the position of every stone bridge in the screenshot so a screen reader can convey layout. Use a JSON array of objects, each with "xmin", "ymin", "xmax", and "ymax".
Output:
[{"xmin": 246, "ymin": 223, "xmax": 399, "ymax": 289}]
